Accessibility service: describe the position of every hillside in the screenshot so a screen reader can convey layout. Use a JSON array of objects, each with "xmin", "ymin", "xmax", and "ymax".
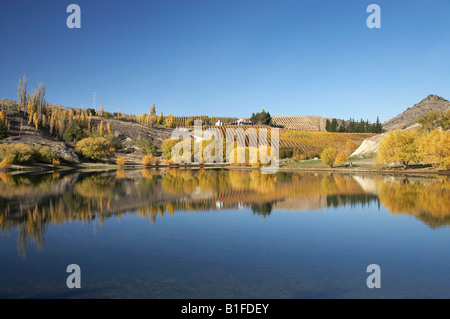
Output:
[
  {"xmin": 0, "ymin": 100, "xmax": 173, "ymax": 164},
  {"xmin": 383, "ymin": 94, "xmax": 450, "ymax": 131},
  {"xmin": 352, "ymin": 94, "xmax": 450, "ymax": 157}
]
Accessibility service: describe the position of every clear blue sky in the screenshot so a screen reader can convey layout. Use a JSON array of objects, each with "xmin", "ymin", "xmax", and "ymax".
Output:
[{"xmin": 1, "ymin": 0, "xmax": 449, "ymax": 122}]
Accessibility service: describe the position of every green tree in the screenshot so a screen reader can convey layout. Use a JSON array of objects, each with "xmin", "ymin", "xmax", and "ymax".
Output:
[
  {"xmin": 250, "ymin": 109, "xmax": 272, "ymax": 125},
  {"xmin": 136, "ymin": 137, "xmax": 158, "ymax": 156},
  {"xmin": 63, "ymin": 121, "xmax": 87, "ymax": 143},
  {"xmin": 162, "ymin": 138, "xmax": 180, "ymax": 160}
]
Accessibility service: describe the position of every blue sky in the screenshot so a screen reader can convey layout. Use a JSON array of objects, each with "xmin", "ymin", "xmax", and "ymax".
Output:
[{"xmin": 0, "ymin": 0, "xmax": 449, "ymax": 122}]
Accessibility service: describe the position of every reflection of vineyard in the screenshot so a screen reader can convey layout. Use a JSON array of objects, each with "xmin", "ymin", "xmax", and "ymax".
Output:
[{"xmin": 0, "ymin": 170, "xmax": 449, "ymax": 256}]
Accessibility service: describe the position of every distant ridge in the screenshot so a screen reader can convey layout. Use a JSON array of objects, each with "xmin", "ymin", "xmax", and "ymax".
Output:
[{"xmin": 383, "ymin": 94, "xmax": 450, "ymax": 131}]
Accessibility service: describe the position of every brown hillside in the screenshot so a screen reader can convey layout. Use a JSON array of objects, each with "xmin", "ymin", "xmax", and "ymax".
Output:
[
  {"xmin": 0, "ymin": 100, "xmax": 173, "ymax": 164},
  {"xmin": 383, "ymin": 94, "xmax": 450, "ymax": 131}
]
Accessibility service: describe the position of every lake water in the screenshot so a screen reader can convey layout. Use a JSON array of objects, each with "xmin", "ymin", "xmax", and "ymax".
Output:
[{"xmin": 0, "ymin": 169, "xmax": 449, "ymax": 298}]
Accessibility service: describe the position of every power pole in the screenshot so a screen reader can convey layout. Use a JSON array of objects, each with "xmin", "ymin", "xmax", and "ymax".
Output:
[{"xmin": 93, "ymin": 92, "xmax": 97, "ymax": 109}]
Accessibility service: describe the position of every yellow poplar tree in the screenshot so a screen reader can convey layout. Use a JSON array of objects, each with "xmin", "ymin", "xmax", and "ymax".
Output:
[
  {"xmin": 418, "ymin": 129, "xmax": 450, "ymax": 170},
  {"xmin": 33, "ymin": 112, "xmax": 39, "ymax": 130},
  {"xmin": 376, "ymin": 129, "xmax": 419, "ymax": 168},
  {"xmin": 335, "ymin": 152, "xmax": 348, "ymax": 166},
  {"xmin": 321, "ymin": 147, "xmax": 338, "ymax": 168},
  {"xmin": 98, "ymin": 121, "xmax": 104, "ymax": 136},
  {"xmin": 158, "ymin": 112, "xmax": 164, "ymax": 125},
  {"xmin": 165, "ymin": 113, "xmax": 175, "ymax": 128}
]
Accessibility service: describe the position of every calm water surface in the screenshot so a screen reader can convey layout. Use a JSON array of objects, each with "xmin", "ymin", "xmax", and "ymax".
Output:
[{"xmin": 0, "ymin": 169, "xmax": 449, "ymax": 298}]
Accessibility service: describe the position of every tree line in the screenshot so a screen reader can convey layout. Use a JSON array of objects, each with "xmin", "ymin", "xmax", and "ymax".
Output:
[{"xmin": 326, "ymin": 117, "xmax": 383, "ymax": 133}]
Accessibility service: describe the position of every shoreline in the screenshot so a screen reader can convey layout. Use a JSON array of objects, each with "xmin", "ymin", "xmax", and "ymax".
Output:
[{"xmin": 2, "ymin": 162, "xmax": 448, "ymax": 176}]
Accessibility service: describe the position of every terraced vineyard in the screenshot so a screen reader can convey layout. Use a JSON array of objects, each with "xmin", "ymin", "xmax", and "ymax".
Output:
[
  {"xmin": 173, "ymin": 116, "xmax": 241, "ymax": 126},
  {"xmin": 203, "ymin": 125, "xmax": 374, "ymax": 155},
  {"xmin": 271, "ymin": 115, "xmax": 321, "ymax": 131}
]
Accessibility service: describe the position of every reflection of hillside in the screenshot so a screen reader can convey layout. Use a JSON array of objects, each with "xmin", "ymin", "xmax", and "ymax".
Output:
[{"xmin": 0, "ymin": 169, "xmax": 449, "ymax": 255}]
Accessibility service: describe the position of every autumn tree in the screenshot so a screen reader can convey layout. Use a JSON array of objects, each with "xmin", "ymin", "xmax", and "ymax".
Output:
[
  {"xmin": 142, "ymin": 154, "xmax": 160, "ymax": 166},
  {"xmin": 321, "ymin": 147, "xmax": 338, "ymax": 167},
  {"xmin": 344, "ymin": 139, "xmax": 359, "ymax": 156},
  {"xmin": 376, "ymin": 129, "xmax": 419, "ymax": 168},
  {"xmin": 165, "ymin": 113, "xmax": 175, "ymax": 128},
  {"xmin": 116, "ymin": 156, "xmax": 126, "ymax": 166},
  {"xmin": 418, "ymin": 129, "xmax": 450, "ymax": 170},
  {"xmin": 97, "ymin": 105, "xmax": 104, "ymax": 117},
  {"xmin": 0, "ymin": 111, "xmax": 8, "ymax": 140},
  {"xmin": 334, "ymin": 152, "xmax": 348, "ymax": 167},
  {"xmin": 75, "ymin": 137, "xmax": 114, "ymax": 160},
  {"xmin": 150, "ymin": 104, "xmax": 156, "ymax": 116},
  {"xmin": 17, "ymin": 75, "xmax": 28, "ymax": 114},
  {"xmin": 291, "ymin": 148, "xmax": 305, "ymax": 162},
  {"xmin": 158, "ymin": 112, "xmax": 164, "ymax": 125},
  {"xmin": 186, "ymin": 118, "xmax": 194, "ymax": 126}
]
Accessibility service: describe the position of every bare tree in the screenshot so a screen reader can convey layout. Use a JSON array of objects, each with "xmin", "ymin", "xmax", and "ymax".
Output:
[{"xmin": 17, "ymin": 75, "xmax": 28, "ymax": 114}]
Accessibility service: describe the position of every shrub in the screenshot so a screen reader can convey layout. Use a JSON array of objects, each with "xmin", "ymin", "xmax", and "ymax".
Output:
[
  {"xmin": 52, "ymin": 159, "xmax": 60, "ymax": 167},
  {"xmin": 162, "ymin": 138, "xmax": 181, "ymax": 160},
  {"xmin": 106, "ymin": 135, "xmax": 124, "ymax": 151},
  {"xmin": 75, "ymin": 137, "xmax": 114, "ymax": 160},
  {"xmin": 142, "ymin": 154, "xmax": 159, "ymax": 166},
  {"xmin": 136, "ymin": 137, "xmax": 157, "ymax": 156},
  {"xmin": 116, "ymin": 156, "xmax": 126, "ymax": 166},
  {"xmin": 279, "ymin": 147, "xmax": 293, "ymax": 159},
  {"xmin": 63, "ymin": 121, "xmax": 87, "ymax": 143},
  {"xmin": 33, "ymin": 145, "xmax": 59, "ymax": 164},
  {"xmin": 0, "ymin": 143, "xmax": 34, "ymax": 164},
  {"xmin": 0, "ymin": 157, "xmax": 12, "ymax": 169},
  {"xmin": 0, "ymin": 143, "xmax": 58, "ymax": 164},
  {"xmin": 321, "ymin": 147, "xmax": 338, "ymax": 168}
]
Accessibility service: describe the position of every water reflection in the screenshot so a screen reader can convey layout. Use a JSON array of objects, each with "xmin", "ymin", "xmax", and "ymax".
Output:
[{"xmin": 0, "ymin": 170, "xmax": 448, "ymax": 256}]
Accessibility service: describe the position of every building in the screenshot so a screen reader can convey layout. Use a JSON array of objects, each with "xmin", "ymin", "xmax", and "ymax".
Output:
[{"xmin": 229, "ymin": 118, "xmax": 253, "ymax": 125}]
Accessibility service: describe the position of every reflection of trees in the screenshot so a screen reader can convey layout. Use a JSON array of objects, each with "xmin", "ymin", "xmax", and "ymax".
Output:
[
  {"xmin": 251, "ymin": 202, "xmax": 273, "ymax": 218},
  {"xmin": 1, "ymin": 170, "xmax": 449, "ymax": 256},
  {"xmin": 376, "ymin": 177, "xmax": 450, "ymax": 228},
  {"xmin": 327, "ymin": 194, "xmax": 379, "ymax": 208}
]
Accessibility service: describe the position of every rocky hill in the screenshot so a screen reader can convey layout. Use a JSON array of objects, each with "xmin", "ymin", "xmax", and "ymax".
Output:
[
  {"xmin": 352, "ymin": 94, "xmax": 449, "ymax": 157},
  {"xmin": 382, "ymin": 94, "xmax": 450, "ymax": 131},
  {"xmin": 0, "ymin": 99, "xmax": 173, "ymax": 164}
]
